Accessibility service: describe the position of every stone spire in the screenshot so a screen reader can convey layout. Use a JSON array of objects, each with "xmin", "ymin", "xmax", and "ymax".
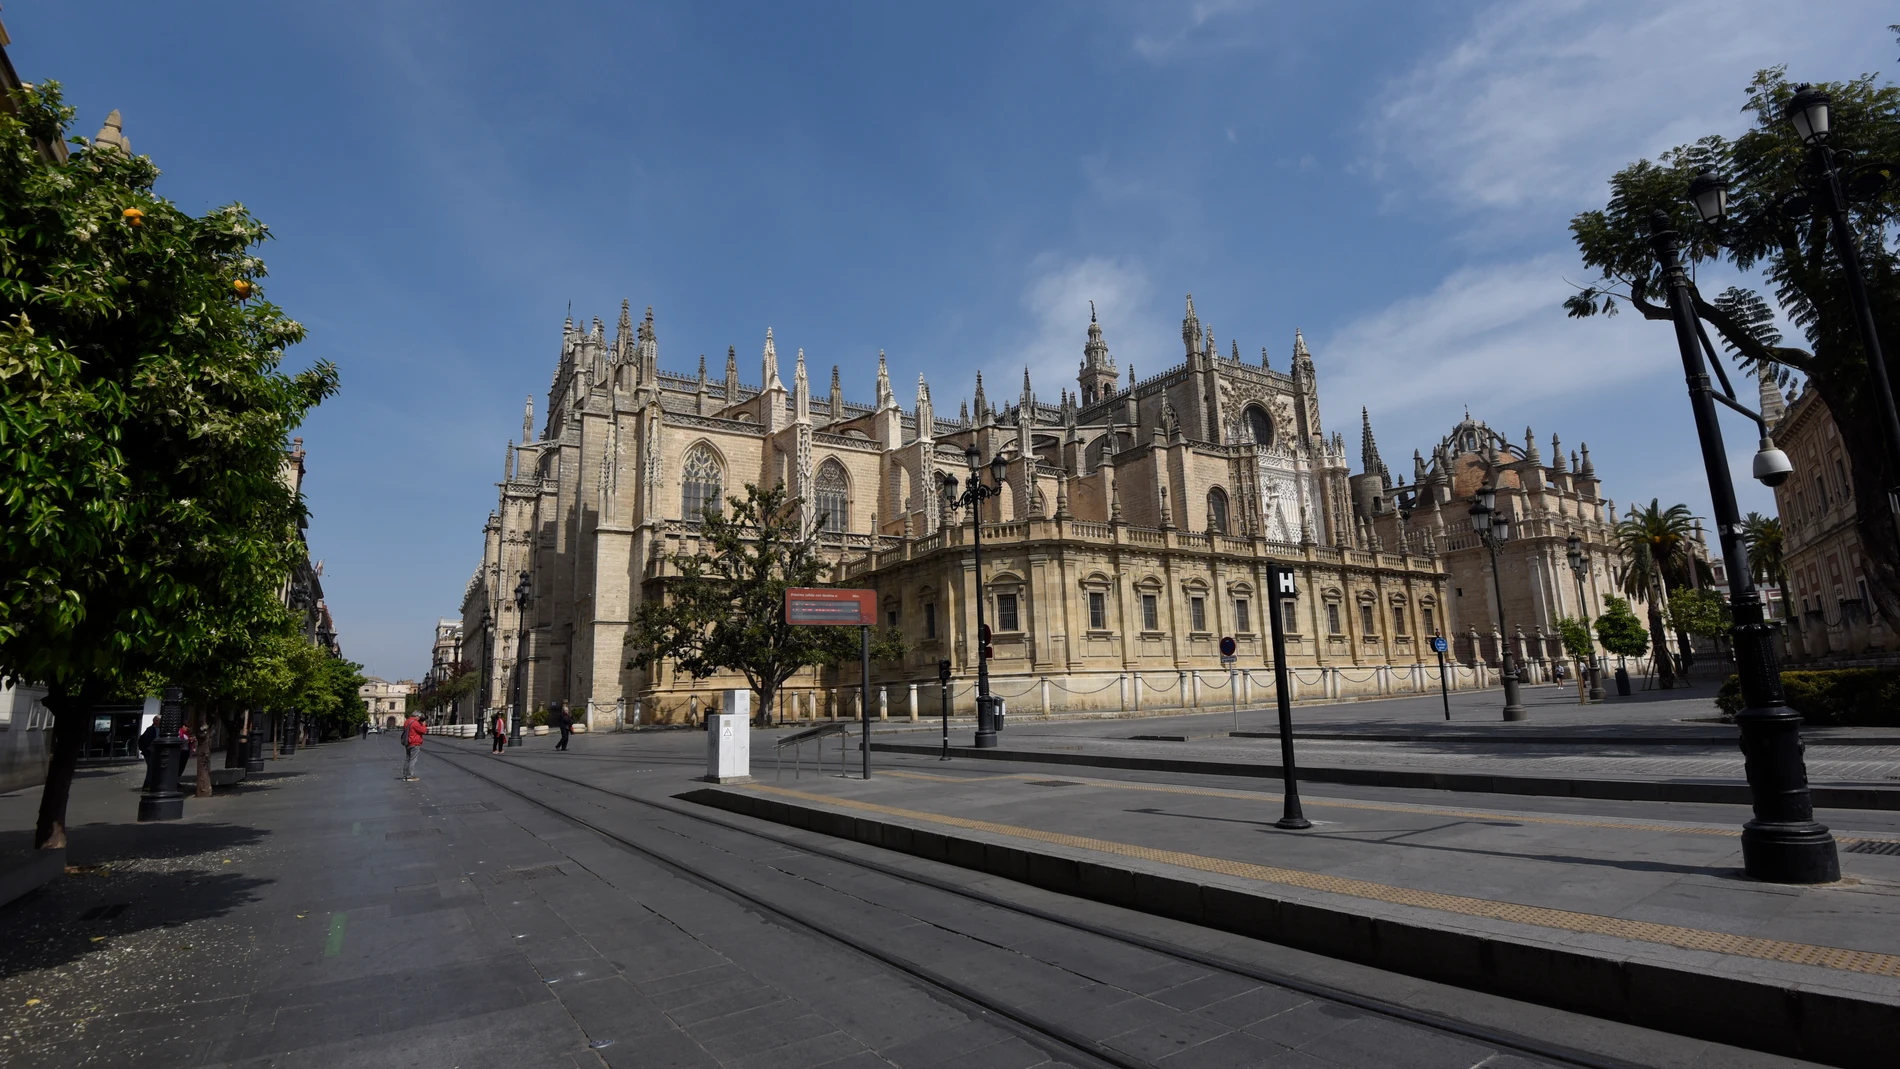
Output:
[
  {"xmin": 1413, "ymin": 448, "xmax": 1427, "ymax": 485},
  {"xmin": 636, "ymin": 307, "xmax": 658, "ymax": 388},
  {"xmin": 829, "ymin": 365, "xmax": 843, "ymax": 420},
  {"xmin": 875, "ymin": 350, "xmax": 894, "ymax": 411},
  {"xmin": 1571, "ymin": 449, "xmax": 1581, "ymax": 472},
  {"xmin": 505, "ymin": 439, "xmax": 514, "ymax": 481},
  {"xmin": 724, "ymin": 345, "xmax": 738, "ymax": 398},
  {"xmin": 761, "ymin": 328, "xmax": 782, "ymax": 391},
  {"xmin": 613, "ymin": 299, "xmax": 633, "ymax": 365},
  {"xmin": 1182, "ymin": 294, "xmax": 1201, "ymax": 358},
  {"xmin": 1523, "ymin": 426, "xmax": 1541, "ymax": 464},
  {"xmin": 1578, "ymin": 442, "xmax": 1596, "ymax": 477},
  {"xmin": 1759, "ymin": 371, "xmax": 1788, "ymax": 429},
  {"xmin": 695, "ymin": 354, "xmax": 707, "ymax": 412},
  {"xmin": 915, "ymin": 373, "xmax": 933, "ymax": 441},
  {"xmin": 1231, "ymin": 339, "xmax": 1241, "ymax": 363},
  {"xmin": 1079, "ymin": 301, "xmax": 1119, "ymax": 405},
  {"xmin": 1550, "ymin": 434, "xmax": 1566, "ymax": 472},
  {"xmin": 1292, "ymin": 329, "xmax": 1311, "ymax": 365},
  {"xmin": 1360, "ymin": 407, "xmax": 1388, "ymax": 486},
  {"xmin": 794, "ymin": 348, "xmax": 811, "ymax": 423},
  {"xmin": 959, "ymin": 400, "xmax": 970, "ymax": 427},
  {"xmin": 522, "ymin": 395, "xmax": 534, "ymax": 443},
  {"xmin": 1260, "ymin": 346, "xmax": 1270, "ymax": 369},
  {"xmin": 973, "ymin": 371, "xmax": 988, "ymax": 425},
  {"xmin": 1055, "ymin": 468, "xmax": 1071, "ymax": 519},
  {"xmin": 1204, "ymin": 325, "xmax": 1216, "ymax": 364},
  {"xmin": 93, "ymin": 109, "xmax": 129, "ymax": 154},
  {"xmin": 1020, "ymin": 366, "xmax": 1033, "ymax": 417}
]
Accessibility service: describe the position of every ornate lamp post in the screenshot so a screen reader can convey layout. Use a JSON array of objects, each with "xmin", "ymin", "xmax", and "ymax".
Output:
[
  {"xmin": 1565, "ymin": 534, "xmax": 1605, "ymax": 703},
  {"xmin": 1646, "ymin": 207, "xmax": 1839, "ymax": 884},
  {"xmin": 1778, "ymin": 87, "xmax": 1900, "ymax": 518},
  {"xmin": 940, "ymin": 444, "xmax": 1011, "ymax": 748},
  {"xmin": 512, "ymin": 570, "xmax": 531, "ymax": 745},
  {"xmin": 137, "ymin": 685, "xmax": 187, "ymax": 822},
  {"xmin": 1469, "ymin": 484, "xmax": 1527, "ymax": 721}
]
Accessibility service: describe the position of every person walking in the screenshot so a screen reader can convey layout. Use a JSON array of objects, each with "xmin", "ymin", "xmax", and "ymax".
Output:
[
  {"xmin": 554, "ymin": 702, "xmax": 573, "ymax": 751},
  {"xmin": 360, "ymin": 720, "xmax": 369, "ymax": 740},
  {"xmin": 400, "ymin": 710, "xmax": 427, "ymax": 781},
  {"xmin": 491, "ymin": 711, "xmax": 508, "ymax": 754}
]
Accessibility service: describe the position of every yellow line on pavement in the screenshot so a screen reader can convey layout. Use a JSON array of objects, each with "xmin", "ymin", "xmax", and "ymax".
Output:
[
  {"xmin": 745, "ymin": 782, "xmax": 1900, "ymax": 978},
  {"xmin": 881, "ymin": 769, "xmax": 1898, "ymax": 845}
]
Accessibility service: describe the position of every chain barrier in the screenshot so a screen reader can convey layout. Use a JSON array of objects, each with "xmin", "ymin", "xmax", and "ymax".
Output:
[{"xmin": 1045, "ymin": 676, "xmax": 1125, "ymax": 695}]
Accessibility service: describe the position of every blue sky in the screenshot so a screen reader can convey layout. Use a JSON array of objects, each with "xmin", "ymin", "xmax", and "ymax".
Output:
[{"xmin": 12, "ymin": 1, "xmax": 1893, "ymax": 678}]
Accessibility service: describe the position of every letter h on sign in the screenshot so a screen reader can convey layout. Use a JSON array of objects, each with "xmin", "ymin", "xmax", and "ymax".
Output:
[{"xmin": 1273, "ymin": 568, "xmax": 1298, "ymax": 599}]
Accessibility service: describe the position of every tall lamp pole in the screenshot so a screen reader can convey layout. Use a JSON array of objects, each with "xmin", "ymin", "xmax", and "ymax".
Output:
[
  {"xmin": 1565, "ymin": 534, "xmax": 1605, "ymax": 702},
  {"xmin": 1648, "ymin": 207, "xmax": 1839, "ymax": 884},
  {"xmin": 941, "ymin": 444, "xmax": 1011, "ymax": 748},
  {"xmin": 1469, "ymin": 485, "xmax": 1527, "ymax": 721},
  {"xmin": 513, "ymin": 570, "xmax": 531, "ymax": 746},
  {"xmin": 1781, "ymin": 86, "xmax": 1900, "ymax": 524}
]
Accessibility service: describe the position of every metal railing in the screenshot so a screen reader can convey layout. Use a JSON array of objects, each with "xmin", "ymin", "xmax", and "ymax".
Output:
[{"xmin": 776, "ymin": 722, "xmax": 850, "ymax": 780}]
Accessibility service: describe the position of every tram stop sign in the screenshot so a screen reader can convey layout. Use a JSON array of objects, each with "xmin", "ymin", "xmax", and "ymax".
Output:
[
  {"xmin": 784, "ymin": 588, "xmax": 876, "ymax": 626},
  {"xmin": 1431, "ymin": 635, "xmax": 1449, "ymax": 654},
  {"xmin": 1218, "ymin": 636, "xmax": 1237, "ymax": 657}
]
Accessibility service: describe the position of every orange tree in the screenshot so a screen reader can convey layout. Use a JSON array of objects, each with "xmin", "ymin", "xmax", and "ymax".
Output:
[{"xmin": 0, "ymin": 84, "xmax": 335, "ymax": 847}]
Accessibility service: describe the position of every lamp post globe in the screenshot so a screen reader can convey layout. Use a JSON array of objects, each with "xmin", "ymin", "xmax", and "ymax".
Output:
[
  {"xmin": 1784, "ymin": 83, "xmax": 1831, "ymax": 145},
  {"xmin": 1687, "ymin": 168, "xmax": 1729, "ymax": 225}
]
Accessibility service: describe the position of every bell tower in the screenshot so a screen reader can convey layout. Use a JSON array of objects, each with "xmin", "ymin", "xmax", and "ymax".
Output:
[{"xmin": 1077, "ymin": 302, "xmax": 1119, "ymax": 406}]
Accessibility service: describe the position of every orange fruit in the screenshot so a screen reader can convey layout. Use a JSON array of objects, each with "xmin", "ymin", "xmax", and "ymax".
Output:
[
  {"xmin": 232, "ymin": 278, "xmax": 254, "ymax": 300},
  {"xmin": 122, "ymin": 207, "xmax": 144, "ymax": 226}
]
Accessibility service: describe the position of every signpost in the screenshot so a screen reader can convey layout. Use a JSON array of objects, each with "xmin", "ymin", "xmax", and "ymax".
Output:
[
  {"xmin": 1265, "ymin": 566, "xmax": 1310, "ymax": 830},
  {"xmin": 786, "ymin": 588, "xmax": 877, "ymax": 779},
  {"xmin": 1219, "ymin": 636, "xmax": 1239, "ymax": 731},
  {"xmin": 1431, "ymin": 634, "xmax": 1452, "ymax": 721}
]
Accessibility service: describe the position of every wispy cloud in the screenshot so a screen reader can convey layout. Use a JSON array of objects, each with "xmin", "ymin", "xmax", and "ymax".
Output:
[
  {"xmin": 1131, "ymin": 0, "xmax": 1262, "ymax": 63},
  {"xmin": 986, "ymin": 255, "xmax": 1175, "ymax": 403}
]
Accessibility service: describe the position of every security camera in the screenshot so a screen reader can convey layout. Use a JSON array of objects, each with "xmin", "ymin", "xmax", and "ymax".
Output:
[{"xmin": 1753, "ymin": 437, "xmax": 1793, "ymax": 488}]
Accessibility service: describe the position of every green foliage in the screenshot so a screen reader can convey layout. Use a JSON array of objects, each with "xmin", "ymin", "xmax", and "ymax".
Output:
[
  {"xmin": 1565, "ymin": 61, "xmax": 1900, "ymax": 612},
  {"xmin": 1741, "ymin": 512, "xmax": 1787, "ymax": 593},
  {"xmin": 409, "ymin": 662, "xmax": 478, "ymax": 714},
  {"xmin": 1554, "ymin": 616, "xmax": 1594, "ymax": 659},
  {"xmin": 1594, "ymin": 597, "xmax": 1651, "ymax": 659},
  {"xmin": 1665, "ymin": 586, "xmax": 1732, "ymax": 638},
  {"xmin": 1716, "ymin": 669, "xmax": 1900, "ymax": 725},
  {"xmin": 627, "ymin": 482, "xmax": 907, "ymax": 721},
  {"xmin": 0, "ymin": 82, "xmax": 336, "ymax": 697},
  {"xmin": 529, "ymin": 707, "xmax": 549, "ymax": 727}
]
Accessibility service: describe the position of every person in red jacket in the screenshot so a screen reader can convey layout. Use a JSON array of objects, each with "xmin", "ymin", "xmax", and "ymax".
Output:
[
  {"xmin": 400, "ymin": 712, "xmax": 427, "ymax": 781},
  {"xmin": 491, "ymin": 711, "xmax": 508, "ymax": 754}
]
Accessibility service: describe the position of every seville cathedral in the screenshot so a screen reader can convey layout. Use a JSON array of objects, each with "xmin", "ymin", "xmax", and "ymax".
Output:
[{"xmin": 455, "ymin": 296, "xmax": 1638, "ymax": 728}]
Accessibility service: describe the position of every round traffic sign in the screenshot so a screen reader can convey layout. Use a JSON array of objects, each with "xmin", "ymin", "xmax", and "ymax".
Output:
[
  {"xmin": 1430, "ymin": 636, "xmax": 1448, "ymax": 654},
  {"xmin": 1219, "ymin": 636, "xmax": 1237, "ymax": 656}
]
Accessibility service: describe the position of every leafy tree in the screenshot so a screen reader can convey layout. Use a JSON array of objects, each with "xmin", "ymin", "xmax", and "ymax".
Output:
[
  {"xmin": 627, "ymin": 482, "xmax": 904, "ymax": 725},
  {"xmin": 1667, "ymin": 586, "xmax": 1734, "ymax": 650},
  {"xmin": 409, "ymin": 662, "xmax": 478, "ymax": 716},
  {"xmin": 1741, "ymin": 511, "xmax": 1791, "ymax": 616},
  {"xmin": 1595, "ymin": 596, "xmax": 1651, "ymax": 668},
  {"xmin": 1554, "ymin": 616, "xmax": 1594, "ymax": 660},
  {"xmin": 1612, "ymin": 500, "xmax": 1695, "ymax": 687},
  {"xmin": 0, "ymin": 84, "xmax": 335, "ymax": 848},
  {"xmin": 1566, "ymin": 60, "xmax": 1900, "ymax": 613}
]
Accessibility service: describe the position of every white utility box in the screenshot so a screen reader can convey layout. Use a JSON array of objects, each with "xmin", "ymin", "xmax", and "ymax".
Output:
[{"xmin": 705, "ymin": 690, "xmax": 751, "ymax": 783}]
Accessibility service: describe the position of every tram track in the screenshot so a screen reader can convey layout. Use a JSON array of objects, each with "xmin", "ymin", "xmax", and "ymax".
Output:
[{"xmin": 427, "ymin": 743, "xmax": 1660, "ymax": 1069}]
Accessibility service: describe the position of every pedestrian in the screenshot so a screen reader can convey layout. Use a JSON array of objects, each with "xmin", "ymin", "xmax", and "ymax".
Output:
[
  {"xmin": 176, "ymin": 723, "xmax": 193, "ymax": 782},
  {"xmin": 491, "ymin": 711, "xmax": 508, "ymax": 754},
  {"xmin": 401, "ymin": 710, "xmax": 427, "ymax": 781},
  {"xmin": 360, "ymin": 720, "xmax": 369, "ymax": 740},
  {"xmin": 554, "ymin": 702, "xmax": 573, "ymax": 751}
]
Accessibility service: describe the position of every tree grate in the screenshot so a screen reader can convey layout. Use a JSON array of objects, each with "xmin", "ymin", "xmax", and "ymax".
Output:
[{"xmin": 1846, "ymin": 839, "xmax": 1900, "ymax": 856}]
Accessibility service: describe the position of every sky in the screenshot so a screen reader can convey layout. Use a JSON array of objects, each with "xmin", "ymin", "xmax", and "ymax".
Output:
[{"xmin": 10, "ymin": 1, "xmax": 1894, "ymax": 678}]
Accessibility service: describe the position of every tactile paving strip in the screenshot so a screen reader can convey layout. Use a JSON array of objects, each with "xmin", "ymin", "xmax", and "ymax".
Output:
[
  {"xmin": 747, "ymin": 783, "xmax": 1900, "ymax": 978},
  {"xmin": 883, "ymin": 769, "xmax": 1899, "ymax": 846}
]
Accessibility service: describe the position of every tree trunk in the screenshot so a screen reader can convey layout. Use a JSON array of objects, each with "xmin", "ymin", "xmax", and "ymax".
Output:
[
  {"xmin": 192, "ymin": 706, "xmax": 212, "ymax": 797},
  {"xmin": 33, "ymin": 687, "xmax": 92, "ymax": 850},
  {"xmin": 1646, "ymin": 603, "xmax": 1676, "ymax": 688}
]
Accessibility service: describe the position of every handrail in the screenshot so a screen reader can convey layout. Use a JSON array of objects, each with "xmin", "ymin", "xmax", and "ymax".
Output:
[
  {"xmin": 777, "ymin": 723, "xmax": 850, "ymax": 748},
  {"xmin": 776, "ymin": 722, "xmax": 850, "ymax": 781}
]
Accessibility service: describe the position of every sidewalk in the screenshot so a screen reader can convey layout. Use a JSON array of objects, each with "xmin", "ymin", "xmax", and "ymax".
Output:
[{"xmin": 687, "ymin": 760, "xmax": 1900, "ymax": 1069}]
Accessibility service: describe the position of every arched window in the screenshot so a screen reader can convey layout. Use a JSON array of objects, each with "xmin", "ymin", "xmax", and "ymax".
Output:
[
  {"xmin": 1206, "ymin": 487, "xmax": 1229, "ymax": 535},
  {"xmin": 815, "ymin": 459, "xmax": 850, "ymax": 533},
  {"xmin": 1245, "ymin": 404, "xmax": 1273, "ymax": 447},
  {"xmin": 680, "ymin": 444, "xmax": 723, "ymax": 524}
]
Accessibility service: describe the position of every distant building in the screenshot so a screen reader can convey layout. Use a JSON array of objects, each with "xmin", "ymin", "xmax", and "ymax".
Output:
[
  {"xmin": 359, "ymin": 678, "xmax": 418, "ymax": 731},
  {"xmin": 1769, "ymin": 383, "xmax": 1898, "ymax": 663}
]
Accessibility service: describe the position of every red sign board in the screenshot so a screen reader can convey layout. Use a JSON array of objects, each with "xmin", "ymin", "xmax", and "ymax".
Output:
[{"xmin": 785, "ymin": 587, "xmax": 877, "ymax": 626}]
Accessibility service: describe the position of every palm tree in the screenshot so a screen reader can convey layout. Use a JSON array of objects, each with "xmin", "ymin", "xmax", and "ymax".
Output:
[
  {"xmin": 1742, "ymin": 512, "xmax": 1790, "ymax": 619},
  {"xmin": 1614, "ymin": 500, "xmax": 1694, "ymax": 688}
]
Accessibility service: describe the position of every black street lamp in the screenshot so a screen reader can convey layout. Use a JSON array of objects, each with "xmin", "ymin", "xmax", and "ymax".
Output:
[
  {"xmin": 512, "ymin": 570, "xmax": 531, "ymax": 745},
  {"xmin": 1565, "ymin": 534, "xmax": 1605, "ymax": 703},
  {"xmin": 1648, "ymin": 208, "xmax": 1839, "ymax": 884},
  {"xmin": 1468, "ymin": 485, "xmax": 1527, "ymax": 721},
  {"xmin": 137, "ymin": 685, "xmax": 187, "ymax": 822},
  {"xmin": 940, "ymin": 443, "xmax": 1012, "ymax": 748}
]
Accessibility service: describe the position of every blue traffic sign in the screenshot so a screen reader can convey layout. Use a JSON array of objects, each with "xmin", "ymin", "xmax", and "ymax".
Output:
[{"xmin": 1431, "ymin": 636, "xmax": 1449, "ymax": 654}]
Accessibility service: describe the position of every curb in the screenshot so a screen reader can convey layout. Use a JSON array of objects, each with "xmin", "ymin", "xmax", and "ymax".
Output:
[
  {"xmin": 871, "ymin": 742, "xmax": 1900, "ymax": 811},
  {"xmin": 682, "ymin": 786, "xmax": 1896, "ymax": 1069}
]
